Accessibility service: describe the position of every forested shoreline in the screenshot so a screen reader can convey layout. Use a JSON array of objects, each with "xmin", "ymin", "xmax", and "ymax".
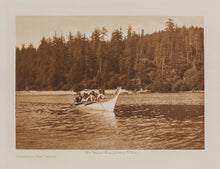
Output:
[{"xmin": 16, "ymin": 19, "xmax": 204, "ymax": 92}]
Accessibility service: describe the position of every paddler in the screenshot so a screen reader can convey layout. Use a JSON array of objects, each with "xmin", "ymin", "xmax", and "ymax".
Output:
[
  {"xmin": 86, "ymin": 91, "xmax": 97, "ymax": 102},
  {"xmin": 75, "ymin": 91, "xmax": 83, "ymax": 103},
  {"xmin": 97, "ymin": 89, "xmax": 105, "ymax": 101}
]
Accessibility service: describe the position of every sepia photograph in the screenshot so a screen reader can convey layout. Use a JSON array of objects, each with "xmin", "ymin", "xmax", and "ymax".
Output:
[{"xmin": 16, "ymin": 16, "xmax": 204, "ymax": 150}]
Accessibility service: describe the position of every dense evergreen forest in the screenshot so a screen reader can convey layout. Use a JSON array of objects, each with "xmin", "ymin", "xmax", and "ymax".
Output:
[{"xmin": 16, "ymin": 19, "xmax": 204, "ymax": 92}]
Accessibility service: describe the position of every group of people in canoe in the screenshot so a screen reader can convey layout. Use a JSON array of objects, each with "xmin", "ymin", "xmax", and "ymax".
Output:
[{"xmin": 75, "ymin": 89, "xmax": 106, "ymax": 104}]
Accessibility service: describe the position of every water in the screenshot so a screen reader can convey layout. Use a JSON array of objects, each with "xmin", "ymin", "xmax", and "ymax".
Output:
[{"xmin": 16, "ymin": 93, "xmax": 204, "ymax": 149}]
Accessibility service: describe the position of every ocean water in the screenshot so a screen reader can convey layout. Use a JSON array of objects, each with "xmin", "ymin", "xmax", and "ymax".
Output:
[{"xmin": 16, "ymin": 93, "xmax": 204, "ymax": 149}]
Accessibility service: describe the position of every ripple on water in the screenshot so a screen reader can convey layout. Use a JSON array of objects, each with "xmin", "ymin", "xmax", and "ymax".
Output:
[{"xmin": 16, "ymin": 96, "xmax": 204, "ymax": 149}]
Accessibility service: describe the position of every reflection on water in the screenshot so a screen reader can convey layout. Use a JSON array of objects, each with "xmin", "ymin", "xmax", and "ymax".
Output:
[{"xmin": 16, "ymin": 95, "xmax": 204, "ymax": 149}]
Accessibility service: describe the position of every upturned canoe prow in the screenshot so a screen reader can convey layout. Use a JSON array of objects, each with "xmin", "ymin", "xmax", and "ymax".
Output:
[{"xmin": 75, "ymin": 87, "xmax": 121, "ymax": 112}]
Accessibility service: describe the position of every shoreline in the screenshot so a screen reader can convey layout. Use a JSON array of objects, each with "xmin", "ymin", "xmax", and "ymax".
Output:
[
  {"xmin": 16, "ymin": 91, "xmax": 204, "ymax": 106},
  {"xmin": 16, "ymin": 90, "xmax": 204, "ymax": 96}
]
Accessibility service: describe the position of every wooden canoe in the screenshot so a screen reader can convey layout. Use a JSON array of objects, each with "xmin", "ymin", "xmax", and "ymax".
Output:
[{"xmin": 75, "ymin": 87, "xmax": 121, "ymax": 112}]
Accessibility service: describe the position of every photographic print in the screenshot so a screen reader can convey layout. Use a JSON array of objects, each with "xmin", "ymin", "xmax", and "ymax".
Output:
[{"xmin": 16, "ymin": 16, "xmax": 204, "ymax": 149}]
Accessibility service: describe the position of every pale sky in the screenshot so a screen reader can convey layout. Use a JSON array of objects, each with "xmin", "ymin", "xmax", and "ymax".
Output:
[{"xmin": 16, "ymin": 16, "xmax": 203, "ymax": 48}]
